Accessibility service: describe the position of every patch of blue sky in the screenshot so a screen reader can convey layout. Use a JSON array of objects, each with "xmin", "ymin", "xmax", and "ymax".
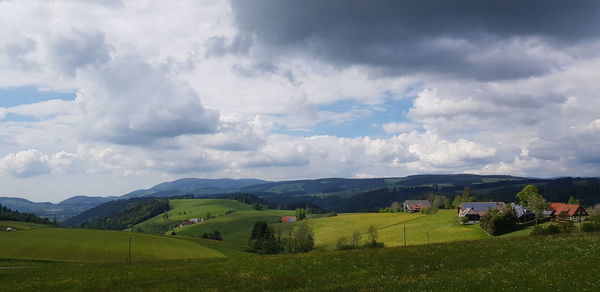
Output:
[
  {"xmin": 278, "ymin": 98, "xmax": 418, "ymax": 138},
  {"xmin": 2, "ymin": 113, "xmax": 40, "ymax": 122},
  {"xmin": 0, "ymin": 86, "xmax": 76, "ymax": 108}
]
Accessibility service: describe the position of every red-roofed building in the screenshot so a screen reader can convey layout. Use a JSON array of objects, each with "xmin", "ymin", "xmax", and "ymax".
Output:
[
  {"xmin": 279, "ymin": 216, "xmax": 297, "ymax": 223},
  {"xmin": 547, "ymin": 203, "xmax": 588, "ymax": 222},
  {"xmin": 403, "ymin": 200, "xmax": 432, "ymax": 212}
]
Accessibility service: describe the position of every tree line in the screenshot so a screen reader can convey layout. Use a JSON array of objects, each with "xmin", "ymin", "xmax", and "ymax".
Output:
[{"xmin": 0, "ymin": 204, "xmax": 55, "ymax": 225}]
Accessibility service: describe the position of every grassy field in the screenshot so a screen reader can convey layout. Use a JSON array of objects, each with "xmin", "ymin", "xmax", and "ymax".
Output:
[
  {"xmin": 1, "ymin": 233, "xmax": 598, "ymax": 291},
  {"xmin": 132, "ymin": 199, "xmax": 255, "ymax": 234},
  {"xmin": 0, "ymin": 226, "xmax": 229, "ymax": 262},
  {"xmin": 278, "ymin": 210, "xmax": 490, "ymax": 249},
  {"xmin": 176, "ymin": 209, "xmax": 295, "ymax": 251},
  {"xmin": 0, "ymin": 220, "xmax": 50, "ymax": 231}
]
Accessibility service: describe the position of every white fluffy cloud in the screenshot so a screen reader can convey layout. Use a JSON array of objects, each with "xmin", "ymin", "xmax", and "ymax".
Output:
[{"xmin": 1, "ymin": 0, "xmax": 600, "ymax": 201}]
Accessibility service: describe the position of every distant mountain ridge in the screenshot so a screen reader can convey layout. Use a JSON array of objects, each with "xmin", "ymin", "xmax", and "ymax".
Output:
[
  {"xmin": 0, "ymin": 196, "xmax": 116, "ymax": 221},
  {"xmin": 121, "ymin": 178, "xmax": 268, "ymax": 199},
  {"xmin": 0, "ymin": 178, "xmax": 269, "ymax": 220},
  {"xmin": 3, "ymin": 175, "xmax": 599, "ymax": 220}
]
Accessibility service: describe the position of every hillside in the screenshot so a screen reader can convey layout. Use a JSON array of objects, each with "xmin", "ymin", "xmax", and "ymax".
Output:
[
  {"xmin": 2, "ymin": 233, "xmax": 599, "ymax": 291},
  {"xmin": 62, "ymin": 197, "xmax": 169, "ymax": 228},
  {"xmin": 132, "ymin": 198, "xmax": 256, "ymax": 234},
  {"xmin": 133, "ymin": 199, "xmax": 295, "ymax": 251},
  {"xmin": 277, "ymin": 210, "xmax": 489, "ymax": 250},
  {"xmin": 0, "ymin": 226, "xmax": 232, "ymax": 263}
]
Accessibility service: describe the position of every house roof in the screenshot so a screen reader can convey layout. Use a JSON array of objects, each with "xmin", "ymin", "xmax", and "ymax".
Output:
[
  {"xmin": 403, "ymin": 200, "xmax": 431, "ymax": 207},
  {"xmin": 280, "ymin": 216, "xmax": 297, "ymax": 222},
  {"xmin": 510, "ymin": 203, "xmax": 532, "ymax": 218},
  {"xmin": 548, "ymin": 203, "xmax": 587, "ymax": 217},
  {"xmin": 460, "ymin": 202, "xmax": 506, "ymax": 211}
]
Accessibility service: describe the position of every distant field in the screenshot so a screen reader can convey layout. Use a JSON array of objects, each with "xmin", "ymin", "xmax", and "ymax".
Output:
[
  {"xmin": 0, "ymin": 227, "xmax": 227, "ymax": 262},
  {"xmin": 176, "ymin": 209, "xmax": 294, "ymax": 250},
  {"xmin": 132, "ymin": 199, "xmax": 254, "ymax": 234},
  {"xmin": 1, "ymin": 233, "xmax": 598, "ymax": 291},
  {"xmin": 279, "ymin": 210, "xmax": 490, "ymax": 249},
  {"xmin": 0, "ymin": 220, "xmax": 50, "ymax": 231}
]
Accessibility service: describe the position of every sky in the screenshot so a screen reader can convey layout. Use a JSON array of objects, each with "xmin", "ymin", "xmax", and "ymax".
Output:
[{"xmin": 1, "ymin": 0, "xmax": 599, "ymax": 202}]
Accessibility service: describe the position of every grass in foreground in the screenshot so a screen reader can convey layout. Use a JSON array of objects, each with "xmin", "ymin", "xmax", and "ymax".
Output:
[{"xmin": 1, "ymin": 233, "xmax": 598, "ymax": 291}]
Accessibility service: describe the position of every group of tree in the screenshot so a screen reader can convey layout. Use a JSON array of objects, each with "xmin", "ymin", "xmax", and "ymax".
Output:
[
  {"xmin": 0, "ymin": 204, "xmax": 55, "ymax": 225},
  {"xmin": 480, "ymin": 205, "xmax": 518, "ymax": 235},
  {"xmin": 295, "ymin": 208, "xmax": 307, "ymax": 220},
  {"xmin": 336, "ymin": 225, "xmax": 385, "ymax": 250},
  {"xmin": 516, "ymin": 185, "xmax": 548, "ymax": 220},
  {"xmin": 199, "ymin": 230, "xmax": 222, "ymax": 241},
  {"xmin": 247, "ymin": 221, "xmax": 314, "ymax": 254},
  {"xmin": 219, "ymin": 193, "xmax": 328, "ymax": 213}
]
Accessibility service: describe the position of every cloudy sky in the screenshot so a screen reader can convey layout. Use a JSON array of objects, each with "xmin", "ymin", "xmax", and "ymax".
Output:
[{"xmin": 1, "ymin": 0, "xmax": 600, "ymax": 202}]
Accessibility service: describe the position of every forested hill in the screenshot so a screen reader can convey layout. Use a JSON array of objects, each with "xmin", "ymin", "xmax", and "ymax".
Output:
[
  {"xmin": 0, "ymin": 204, "xmax": 55, "ymax": 225},
  {"xmin": 259, "ymin": 176, "xmax": 600, "ymax": 212},
  {"xmin": 62, "ymin": 198, "xmax": 169, "ymax": 229}
]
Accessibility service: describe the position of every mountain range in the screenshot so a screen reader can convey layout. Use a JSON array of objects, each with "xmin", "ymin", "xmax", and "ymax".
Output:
[{"xmin": 2, "ymin": 174, "xmax": 599, "ymax": 221}]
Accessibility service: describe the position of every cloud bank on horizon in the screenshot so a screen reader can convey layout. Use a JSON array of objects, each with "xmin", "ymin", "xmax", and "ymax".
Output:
[{"xmin": 1, "ymin": 0, "xmax": 599, "ymax": 201}]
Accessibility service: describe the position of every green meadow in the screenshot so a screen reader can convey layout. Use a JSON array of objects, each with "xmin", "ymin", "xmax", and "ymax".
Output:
[
  {"xmin": 277, "ymin": 210, "xmax": 489, "ymax": 249},
  {"xmin": 0, "ymin": 220, "xmax": 49, "ymax": 231},
  {"xmin": 0, "ymin": 226, "xmax": 226, "ymax": 262},
  {"xmin": 132, "ymin": 199, "xmax": 255, "ymax": 234},
  {"xmin": 1, "ymin": 233, "xmax": 598, "ymax": 291},
  {"xmin": 176, "ymin": 209, "xmax": 295, "ymax": 250}
]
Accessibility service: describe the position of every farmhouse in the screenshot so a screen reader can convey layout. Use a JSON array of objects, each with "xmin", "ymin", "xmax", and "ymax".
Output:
[
  {"xmin": 510, "ymin": 203, "xmax": 535, "ymax": 222},
  {"xmin": 458, "ymin": 202, "xmax": 507, "ymax": 222},
  {"xmin": 279, "ymin": 216, "xmax": 297, "ymax": 223},
  {"xmin": 546, "ymin": 203, "xmax": 588, "ymax": 222},
  {"xmin": 403, "ymin": 200, "xmax": 431, "ymax": 212},
  {"xmin": 5, "ymin": 227, "xmax": 15, "ymax": 232}
]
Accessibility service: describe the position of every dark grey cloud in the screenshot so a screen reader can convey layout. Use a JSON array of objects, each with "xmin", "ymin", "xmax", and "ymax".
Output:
[{"xmin": 231, "ymin": 0, "xmax": 600, "ymax": 80}]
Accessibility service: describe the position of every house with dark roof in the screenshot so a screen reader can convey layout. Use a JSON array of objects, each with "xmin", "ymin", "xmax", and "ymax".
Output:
[
  {"xmin": 403, "ymin": 200, "xmax": 431, "ymax": 212},
  {"xmin": 546, "ymin": 203, "xmax": 588, "ymax": 222},
  {"xmin": 279, "ymin": 216, "xmax": 297, "ymax": 223},
  {"xmin": 458, "ymin": 202, "xmax": 507, "ymax": 223},
  {"xmin": 510, "ymin": 203, "xmax": 535, "ymax": 222}
]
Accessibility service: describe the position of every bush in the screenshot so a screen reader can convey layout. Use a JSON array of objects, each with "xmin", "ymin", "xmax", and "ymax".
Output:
[
  {"xmin": 531, "ymin": 224, "xmax": 561, "ymax": 235},
  {"xmin": 363, "ymin": 241, "xmax": 385, "ymax": 249},
  {"xmin": 480, "ymin": 206, "xmax": 518, "ymax": 235},
  {"xmin": 326, "ymin": 211, "xmax": 337, "ymax": 217},
  {"xmin": 420, "ymin": 207, "xmax": 438, "ymax": 214},
  {"xmin": 582, "ymin": 222, "xmax": 600, "ymax": 232},
  {"xmin": 335, "ymin": 237, "xmax": 354, "ymax": 250}
]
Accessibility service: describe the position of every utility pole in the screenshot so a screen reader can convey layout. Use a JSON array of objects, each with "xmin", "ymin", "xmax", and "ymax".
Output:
[
  {"xmin": 128, "ymin": 237, "xmax": 132, "ymax": 264},
  {"xmin": 403, "ymin": 226, "xmax": 407, "ymax": 247}
]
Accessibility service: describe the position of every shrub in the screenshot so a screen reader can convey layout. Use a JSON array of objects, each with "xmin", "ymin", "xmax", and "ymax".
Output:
[
  {"xmin": 363, "ymin": 241, "xmax": 385, "ymax": 249},
  {"xmin": 558, "ymin": 221, "xmax": 575, "ymax": 233},
  {"xmin": 531, "ymin": 224, "xmax": 561, "ymax": 235},
  {"xmin": 335, "ymin": 237, "xmax": 354, "ymax": 250},
  {"xmin": 326, "ymin": 211, "xmax": 337, "ymax": 217},
  {"xmin": 420, "ymin": 207, "xmax": 438, "ymax": 214},
  {"xmin": 480, "ymin": 206, "xmax": 518, "ymax": 235},
  {"xmin": 582, "ymin": 222, "xmax": 600, "ymax": 232}
]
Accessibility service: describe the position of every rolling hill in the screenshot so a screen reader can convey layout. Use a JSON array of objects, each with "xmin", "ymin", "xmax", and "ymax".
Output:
[{"xmin": 0, "ymin": 223, "xmax": 232, "ymax": 262}]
